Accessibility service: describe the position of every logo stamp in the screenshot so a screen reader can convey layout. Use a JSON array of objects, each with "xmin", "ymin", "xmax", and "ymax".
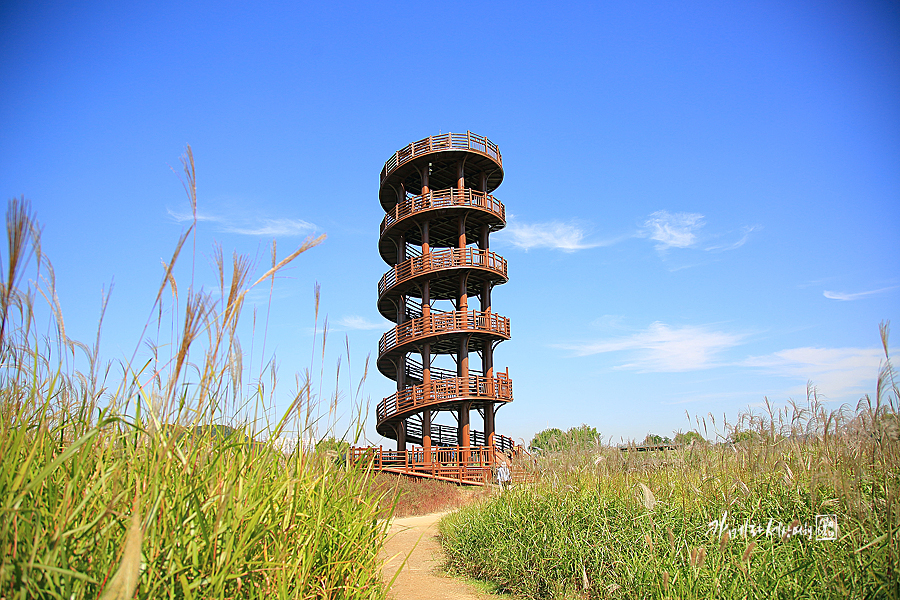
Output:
[{"xmin": 815, "ymin": 514, "xmax": 838, "ymax": 541}]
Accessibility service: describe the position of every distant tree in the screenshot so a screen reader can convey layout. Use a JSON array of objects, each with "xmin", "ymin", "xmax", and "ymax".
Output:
[
  {"xmin": 529, "ymin": 428, "xmax": 565, "ymax": 452},
  {"xmin": 315, "ymin": 437, "xmax": 350, "ymax": 455},
  {"xmin": 567, "ymin": 424, "xmax": 601, "ymax": 449},
  {"xmin": 673, "ymin": 430, "xmax": 705, "ymax": 445},
  {"xmin": 729, "ymin": 430, "xmax": 755, "ymax": 444},
  {"xmin": 529, "ymin": 424, "xmax": 601, "ymax": 452},
  {"xmin": 642, "ymin": 433, "xmax": 672, "ymax": 446}
]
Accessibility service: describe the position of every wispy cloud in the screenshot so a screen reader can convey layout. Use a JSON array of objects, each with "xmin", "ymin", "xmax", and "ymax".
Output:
[
  {"xmin": 589, "ymin": 314, "xmax": 628, "ymax": 330},
  {"xmin": 742, "ymin": 346, "xmax": 885, "ymax": 399},
  {"xmin": 557, "ymin": 322, "xmax": 745, "ymax": 372},
  {"xmin": 335, "ymin": 315, "xmax": 385, "ymax": 331},
  {"xmin": 166, "ymin": 209, "xmax": 317, "ymax": 237},
  {"xmin": 223, "ymin": 218, "xmax": 316, "ymax": 236},
  {"xmin": 796, "ymin": 277, "xmax": 836, "ymax": 290},
  {"xmin": 705, "ymin": 225, "xmax": 759, "ymax": 252},
  {"xmin": 641, "ymin": 210, "xmax": 705, "ymax": 250},
  {"xmin": 167, "ymin": 209, "xmax": 218, "ymax": 223},
  {"xmin": 638, "ymin": 211, "xmax": 757, "ymax": 254},
  {"xmin": 501, "ymin": 219, "xmax": 619, "ymax": 252},
  {"xmin": 823, "ymin": 286, "xmax": 898, "ymax": 301},
  {"xmin": 496, "ymin": 210, "xmax": 754, "ymax": 256}
]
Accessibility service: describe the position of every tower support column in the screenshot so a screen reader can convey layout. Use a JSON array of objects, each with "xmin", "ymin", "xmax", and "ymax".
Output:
[
  {"xmin": 479, "ymin": 224, "xmax": 489, "ymax": 250},
  {"xmin": 459, "ymin": 335, "xmax": 469, "ymax": 378},
  {"xmin": 422, "ymin": 343, "xmax": 431, "ymax": 385},
  {"xmin": 485, "ymin": 403, "xmax": 495, "ymax": 449},
  {"xmin": 422, "ymin": 409, "xmax": 432, "ymax": 463},
  {"xmin": 458, "ymin": 330, "xmax": 471, "ymax": 464},
  {"xmin": 458, "ymin": 401, "xmax": 470, "ymax": 461},
  {"xmin": 459, "ymin": 273, "xmax": 468, "ymax": 312},
  {"xmin": 481, "ymin": 282, "xmax": 491, "ymax": 313},
  {"xmin": 397, "ymin": 420, "xmax": 406, "ymax": 452}
]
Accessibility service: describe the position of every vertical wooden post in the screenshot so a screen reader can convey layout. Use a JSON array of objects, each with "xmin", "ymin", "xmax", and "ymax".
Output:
[
  {"xmin": 485, "ymin": 402, "xmax": 495, "ymax": 454},
  {"xmin": 422, "ymin": 408, "xmax": 432, "ymax": 464},
  {"xmin": 422, "ymin": 343, "xmax": 431, "ymax": 385},
  {"xmin": 459, "ymin": 273, "xmax": 468, "ymax": 313},
  {"xmin": 481, "ymin": 281, "xmax": 491, "ymax": 314},
  {"xmin": 397, "ymin": 421, "xmax": 406, "ymax": 452},
  {"xmin": 459, "ymin": 401, "xmax": 471, "ymax": 464}
]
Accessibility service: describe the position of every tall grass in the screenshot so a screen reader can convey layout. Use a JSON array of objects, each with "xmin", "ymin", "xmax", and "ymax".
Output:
[
  {"xmin": 441, "ymin": 331, "xmax": 899, "ymax": 599},
  {"xmin": 0, "ymin": 150, "xmax": 389, "ymax": 599}
]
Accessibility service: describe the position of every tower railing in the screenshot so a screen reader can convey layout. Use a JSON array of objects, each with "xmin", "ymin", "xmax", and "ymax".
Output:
[
  {"xmin": 378, "ymin": 248, "xmax": 507, "ymax": 298},
  {"xmin": 404, "ymin": 357, "xmax": 457, "ymax": 382},
  {"xmin": 380, "ymin": 132, "xmax": 501, "ymax": 183},
  {"xmin": 378, "ymin": 310, "xmax": 510, "ymax": 357},
  {"xmin": 376, "ymin": 372, "xmax": 512, "ymax": 424},
  {"xmin": 380, "ymin": 188, "xmax": 505, "ymax": 234},
  {"xmin": 404, "ymin": 421, "xmax": 517, "ymax": 451}
]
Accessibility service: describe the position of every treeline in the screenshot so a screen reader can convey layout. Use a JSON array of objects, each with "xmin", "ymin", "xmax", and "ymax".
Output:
[{"xmin": 529, "ymin": 425, "xmax": 704, "ymax": 452}]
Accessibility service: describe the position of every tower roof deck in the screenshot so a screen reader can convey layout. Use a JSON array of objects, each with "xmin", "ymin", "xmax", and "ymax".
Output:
[{"xmin": 379, "ymin": 132, "xmax": 504, "ymax": 211}]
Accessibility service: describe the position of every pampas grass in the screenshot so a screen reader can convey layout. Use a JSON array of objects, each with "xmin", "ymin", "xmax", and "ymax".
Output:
[
  {"xmin": 0, "ymin": 149, "xmax": 388, "ymax": 599},
  {"xmin": 441, "ymin": 326, "xmax": 899, "ymax": 599}
]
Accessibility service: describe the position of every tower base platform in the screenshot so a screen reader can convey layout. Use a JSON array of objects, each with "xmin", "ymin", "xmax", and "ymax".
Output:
[{"xmin": 350, "ymin": 445, "xmax": 532, "ymax": 486}]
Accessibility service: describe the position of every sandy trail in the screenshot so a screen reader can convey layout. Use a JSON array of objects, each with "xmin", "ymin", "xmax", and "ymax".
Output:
[{"xmin": 381, "ymin": 512, "xmax": 493, "ymax": 600}]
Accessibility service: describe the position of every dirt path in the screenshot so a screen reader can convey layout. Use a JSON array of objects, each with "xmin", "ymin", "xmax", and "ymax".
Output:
[{"xmin": 381, "ymin": 512, "xmax": 494, "ymax": 600}]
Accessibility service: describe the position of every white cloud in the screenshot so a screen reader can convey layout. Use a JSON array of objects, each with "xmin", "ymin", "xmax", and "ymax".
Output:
[
  {"xmin": 335, "ymin": 315, "xmax": 386, "ymax": 331},
  {"xmin": 641, "ymin": 210, "xmax": 705, "ymax": 250},
  {"xmin": 705, "ymin": 225, "xmax": 759, "ymax": 252},
  {"xmin": 223, "ymin": 218, "xmax": 316, "ymax": 237},
  {"xmin": 166, "ymin": 209, "xmax": 317, "ymax": 237},
  {"xmin": 823, "ymin": 286, "xmax": 898, "ymax": 301},
  {"xmin": 742, "ymin": 346, "xmax": 886, "ymax": 399},
  {"xmin": 590, "ymin": 314, "xmax": 628, "ymax": 329},
  {"xmin": 558, "ymin": 322, "xmax": 745, "ymax": 372},
  {"xmin": 496, "ymin": 211, "xmax": 754, "ymax": 256},
  {"xmin": 167, "ymin": 208, "xmax": 218, "ymax": 223},
  {"xmin": 501, "ymin": 219, "xmax": 613, "ymax": 252}
]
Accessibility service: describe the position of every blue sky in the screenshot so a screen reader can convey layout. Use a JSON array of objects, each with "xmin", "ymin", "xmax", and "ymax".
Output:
[{"xmin": 1, "ymin": 0, "xmax": 897, "ymax": 444}]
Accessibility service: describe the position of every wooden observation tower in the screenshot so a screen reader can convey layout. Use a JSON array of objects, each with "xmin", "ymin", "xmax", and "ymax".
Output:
[{"xmin": 352, "ymin": 132, "xmax": 519, "ymax": 484}]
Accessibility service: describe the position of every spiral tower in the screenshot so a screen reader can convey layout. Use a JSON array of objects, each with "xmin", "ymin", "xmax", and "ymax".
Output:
[{"xmin": 376, "ymin": 132, "xmax": 515, "ymax": 464}]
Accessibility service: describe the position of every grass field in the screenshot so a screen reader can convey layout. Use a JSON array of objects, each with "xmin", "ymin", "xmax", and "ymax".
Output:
[
  {"xmin": 0, "ymin": 151, "xmax": 391, "ymax": 599},
  {"xmin": 441, "ymin": 338, "xmax": 899, "ymax": 599}
]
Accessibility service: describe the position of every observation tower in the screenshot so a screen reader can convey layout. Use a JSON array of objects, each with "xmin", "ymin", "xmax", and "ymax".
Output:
[{"xmin": 357, "ymin": 132, "xmax": 518, "ymax": 483}]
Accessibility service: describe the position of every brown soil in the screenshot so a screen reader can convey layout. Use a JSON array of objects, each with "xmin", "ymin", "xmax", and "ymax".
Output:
[{"xmin": 381, "ymin": 510, "xmax": 495, "ymax": 600}]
